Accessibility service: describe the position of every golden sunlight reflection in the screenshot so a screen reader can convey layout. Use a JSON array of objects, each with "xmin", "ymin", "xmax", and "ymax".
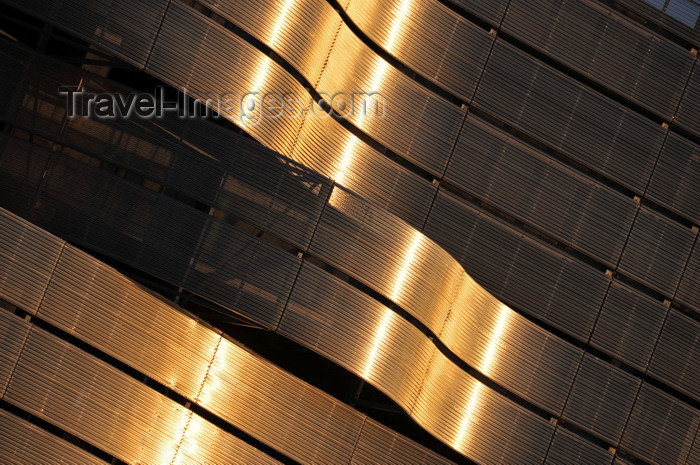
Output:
[
  {"xmin": 363, "ymin": 309, "xmax": 395, "ymax": 378},
  {"xmin": 453, "ymin": 304, "xmax": 511, "ymax": 450},
  {"xmin": 334, "ymin": 0, "xmax": 413, "ymax": 184},
  {"xmin": 391, "ymin": 230, "xmax": 422, "ymax": 301}
]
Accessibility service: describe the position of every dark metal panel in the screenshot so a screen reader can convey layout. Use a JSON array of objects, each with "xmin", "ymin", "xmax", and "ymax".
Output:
[
  {"xmin": 502, "ymin": 0, "xmax": 695, "ymax": 118},
  {"xmin": 647, "ymin": 309, "xmax": 700, "ymax": 400},
  {"xmin": 677, "ymin": 241, "xmax": 700, "ymax": 310},
  {"xmin": 618, "ymin": 206, "xmax": 696, "ymax": 295},
  {"xmin": 545, "ymin": 427, "xmax": 613, "ymax": 465},
  {"xmin": 473, "ymin": 40, "xmax": 666, "ymax": 192},
  {"xmin": 646, "ymin": 132, "xmax": 700, "ymax": 224},
  {"xmin": 563, "ymin": 355, "xmax": 641, "ymax": 444},
  {"xmin": 589, "ymin": 281, "xmax": 668, "ymax": 371},
  {"xmin": 0, "ymin": 310, "xmax": 31, "ymax": 397},
  {"xmin": 675, "ymin": 59, "xmax": 700, "ymax": 135},
  {"xmin": 620, "ymin": 383, "xmax": 699, "ymax": 465},
  {"xmin": 449, "ymin": 114, "xmax": 637, "ymax": 265},
  {"xmin": 446, "ymin": 0, "xmax": 509, "ymax": 24}
]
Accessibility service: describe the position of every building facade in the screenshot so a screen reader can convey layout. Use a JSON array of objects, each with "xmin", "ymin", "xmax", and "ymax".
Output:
[{"xmin": 0, "ymin": 0, "xmax": 698, "ymax": 463}]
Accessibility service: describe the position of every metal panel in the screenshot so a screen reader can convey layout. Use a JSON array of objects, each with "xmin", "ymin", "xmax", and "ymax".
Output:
[
  {"xmin": 620, "ymin": 383, "xmax": 699, "ymax": 465},
  {"xmin": 545, "ymin": 427, "xmax": 614, "ymax": 465},
  {"xmin": 502, "ymin": 0, "xmax": 695, "ymax": 118},
  {"xmin": 317, "ymin": 24, "xmax": 465, "ymax": 177},
  {"xmin": 1, "ymin": 0, "xmax": 169, "ymax": 68},
  {"xmin": 675, "ymin": 59, "xmax": 700, "ymax": 135},
  {"xmin": 0, "ymin": 409, "xmax": 107, "ymax": 465},
  {"xmin": 647, "ymin": 310, "xmax": 700, "ymax": 400},
  {"xmin": 563, "ymin": 354, "xmax": 641, "ymax": 444},
  {"xmin": 0, "ymin": 135, "xmax": 51, "ymax": 219},
  {"xmin": 0, "ymin": 204, "xmax": 63, "ymax": 314},
  {"xmin": 198, "ymin": 337, "xmax": 366, "ymax": 464},
  {"xmin": 473, "ymin": 40, "xmax": 666, "ymax": 192},
  {"xmin": 445, "ymin": 0, "xmax": 509, "ymax": 24},
  {"xmin": 589, "ymin": 281, "xmax": 668, "ymax": 371},
  {"xmin": 449, "ymin": 114, "xmax": 637, "ymax": 265},
  {"xmin": 424, "ymin": 189, "xmax": 610, "ymax": 340},
  {"xmin": 0, "ymin": 310, "xmax": 31, "ymax": 397},
  {"xmin": 646, "ymin": 132, "xmax": 700, "ymax": 224},
  {"xmin": 351, "ymin": 417, "xmax": 456, "ymax": 465},
  {"xmin": 279, "ymin": 263, "xmax": 434, "ymax": 412},
  {"xmin": 618, "ymin": 206, "xmax": 696, "ymax": 295},
  {"xmin": 198, "ymin": 0, "xmax": 340, "ymax": 85},
  {"xmin": 345, "ymin": 0, "xmax": 494, "ymax": 101},
  {"xmin": 612, "ymin": 0, "xmax": 700, "ymax": 48},
  {"xmin": 677, "ymin": 242, "xmax": 700, "ymax": 310}
]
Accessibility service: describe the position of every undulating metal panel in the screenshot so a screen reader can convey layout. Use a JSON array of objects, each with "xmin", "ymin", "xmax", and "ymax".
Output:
[
  {"xmin": 0, "ymin": 409, "xmax": 107, "ymax": 465},
  {"xmin": 620, "ymin": 383, "xmax": 699, "ymax": 465},
  {"xmin": 448, "ymin": 113, "xmax": 637, "ymax": 265},
  {"xmin": 646, "ymin": 131, "xmax": 700, "ymax": 224},
  {"xmin": 145, "ymin": 1, "xmax": 307, "ymax": 157},
  {"xmin": 413, "ymin": 354, "xmax": 555, "ymax": 464},
  {"xmin": 675, "ymin": 59, "xmax": 700, "ymax": 135},
  {"xmin": 0, "ymin": 195, "xmax": 63, "ymax": 313},
  {"xmin": 198, "ymin": 0, "xmax": 340, "ymax": 86},
  {"xmin": 317, "ymin": 24, "xmax": 465, "ymax": 177},
  {"xmin": 345, "ymin": 0, "xmax": 494, "ymax": 101},
  {"xmin": 351, "ymin": 417, "xmax": 455, "ymax": 465},
  {"xmin": 473, "ymin": 39, "xmax": 666, "ymax": 192},
  {"xmin": 291, "ymin": 104, "xmax": 436, "ymax": 230},
  {"xmin": 676, "ymin": 242, "xmax": 700, "ymax": 310},
  {"xmin": 563, "ymin": 354, "xmax": 641, "ymax": 444},
  {"xmin": 618, "ymin": 206, "xmax": 696, "ymax": 295},
  {"xmin": 647, "ymin": 309, "xmax": 700, "ymax": 400},
  {"xmin": 424, "ymin": 189, "xmax": 610, "ymax": 340},
  {"xmin": 502, "ymin": 0, "xmax": 695, "ymax": 118},
  {"xmin": 589, "ymin": 281, "xmax": 668, "ymax": 371},
  {"xmin": 544, "ymin": 427, "xmax": 614, "ymax": 465},
  {"xmin": 1, "ymin": 0, "xmax": 170, "ymax": 68}
]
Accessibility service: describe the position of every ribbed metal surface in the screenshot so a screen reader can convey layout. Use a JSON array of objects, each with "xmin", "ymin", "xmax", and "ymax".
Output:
[
  {"xmin": 446, "ymin": 0, "xmax": 509, "ymax": 24},
  {"xmin": 413, "ymin": 354, "xmax": 554, "ymax": 464},
  {"xmin": 449, "ymin": 114, "xmax": 637, "ymax": 265},
  {"xmin": 618, "ymin": 207, "xmax": 696, "ymax": 295},
  {"xmin": 424, "ymin": 189, "xmax": 610, "ymax": 340},
  {"xmin": 1, "ymin": 0, "xmax": 169, "ymax": 68},
  {"xmin": 544, "ymin": 427, "xmax": 613, "ymax": 465},
  {"xmin": 198, "ymin": 0, "xmax": 339, "ymax": 86},
  {"xmin": 647, "ymin": 310, "xmax": 700, "ymax": 400},
  {"xmin": 563, "ymin": 355, "xmax": 640, "ymax": 444},
  {"xmin": 589, "ymin": 281, "xmax": 668, "ymax": 371},
  {"xmin": 291, "ymin": 113, "xmax": 436, "ymax": 230},
  {"xmin": 677, "ymin": 241, "xmax": 700, "ymax": 311},
  {"xmin": 345, "ymin": 0, "xmax": 494, "ymax": 101},
  {"xmin": 0, "ymin": 135, "xmax": 51, "ymax": 219},
  {"xmin": 620, "ymin": 383, "xmax": 699, "ymax": 465},
  {"xmin": 675, "ymin": 59, "xmax": 700, "ymax": 135},
  {"xmin": 198, "ymin": 337, "xmax": 365, "ymax": 464},
  {"xmin": 0, "ymin": 207, "xmax": 452, "ymax": 465},
  {"xmin": 502, "ymin": 0, "xmax": 695, "ymax": 118},
  {"xmin": 0, "ymin": 195, "xmax": 63, "ymax": 314},
  {"xmin": 646, "ymin": 131, "xmax": 700, "ymax": 224},
  {"xmin": 351, "ymin": 417, "xmax": 455, "ymax": 465},
  {"xmin": 4, "ymin": 326, "xmax": 279, "ymax": 465},
  {"xmin": 473, "ymin": 39, "xmax": 666, "ymax": 192},
  {"xmin": 0, "ymin": 409, "xmax": 107, "ymax": 465},
  {"xmin": 316, "ymin": 24, "xmax": 465, "ymax": 177},
  {"xmin": 613, "ymin": 0, "xmax": 700, "ymax": 52},
  {"xmin": 0, "ymin": 310, "xmax": 31, "ymax": 397}
]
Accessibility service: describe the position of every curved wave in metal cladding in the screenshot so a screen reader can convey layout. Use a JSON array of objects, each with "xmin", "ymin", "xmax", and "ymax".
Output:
[
  {"xmin": 0, "ymin": 37, "xmax": 618, "ymax": 463},
  {"xmin": 0, "ymin": 207, "xmax": 453, "ymax": 465}
]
